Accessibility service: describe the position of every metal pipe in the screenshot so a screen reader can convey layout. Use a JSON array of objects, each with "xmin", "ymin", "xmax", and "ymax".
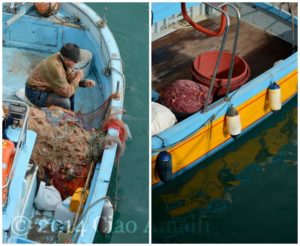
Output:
[
  {"xmin": 225, "ymin": 4, "xmax": 241, "ymax": 98},
  {"xmin": 203, "ymin": 3, "xmax": 231, "ymax": 112}
]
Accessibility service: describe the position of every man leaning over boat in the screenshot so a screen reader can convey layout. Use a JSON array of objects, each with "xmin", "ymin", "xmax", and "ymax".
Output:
[{"xmin": 25, "ymin": 43, "xmax": 95, "ymax": 110}]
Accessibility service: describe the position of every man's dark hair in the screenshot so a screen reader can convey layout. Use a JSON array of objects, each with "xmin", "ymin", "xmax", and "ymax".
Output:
[{"xmin": 60, "ymin": 43, "xmax": 80, "ymax": 63}]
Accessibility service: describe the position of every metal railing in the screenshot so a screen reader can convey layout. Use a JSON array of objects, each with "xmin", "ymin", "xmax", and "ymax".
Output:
[{"xmin": 201, "ymin": 3, "xmax": 241, "ymax": 112}]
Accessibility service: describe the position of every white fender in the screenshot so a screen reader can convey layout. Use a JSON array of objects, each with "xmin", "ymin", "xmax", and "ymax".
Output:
[
  {"xmin": 226, "ymin": 106, "xmax": 241, "ymax": 137},
  {"xmin": 268, "ymin": 83, "xmax": 281, "ymax": 111},
  {"xmin": 98, "ymin": 199, "xmax": 114, "ymax": 235}
]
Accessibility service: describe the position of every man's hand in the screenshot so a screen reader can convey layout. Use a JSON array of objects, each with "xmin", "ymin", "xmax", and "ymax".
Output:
[
  {"xmin": 75, "ymin": 69, "xmax": 84, "ymax": 81},
  {"xmin": 83, "ymin": 79, "xmax": 96, "ymax": 88}
]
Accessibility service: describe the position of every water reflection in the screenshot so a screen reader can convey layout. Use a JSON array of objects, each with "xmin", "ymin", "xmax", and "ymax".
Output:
[{"xmin": 153, "ymin": 97, "xmax": 297, "ymax": 243}]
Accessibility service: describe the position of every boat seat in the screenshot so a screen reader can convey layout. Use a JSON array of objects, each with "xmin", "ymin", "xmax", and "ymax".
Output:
[
  {"xmin": 15, "ymin": 88, "xmax": 35, "ymax": 107},
  {"xmin": 74, "ymin": 49, "xmax": 93, "ymax": 77}
]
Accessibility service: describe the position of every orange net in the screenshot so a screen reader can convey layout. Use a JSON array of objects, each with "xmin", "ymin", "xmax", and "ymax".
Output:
[
  {"xmin": 102, "ymin": 118, "xmax": 128, "ymax": 144},
  {"xmin": 24, "ymin": 104, "xmax": 128, "ymax": 198},
  {"xmin": 51, "ymin": 165, "xmax": 89, "ymax": 199}
]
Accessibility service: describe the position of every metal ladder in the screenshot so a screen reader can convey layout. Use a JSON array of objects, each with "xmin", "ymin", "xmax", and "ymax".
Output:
[{"xmin": 199, "ymin": 3, "xmax": 241, "ymax": 112}]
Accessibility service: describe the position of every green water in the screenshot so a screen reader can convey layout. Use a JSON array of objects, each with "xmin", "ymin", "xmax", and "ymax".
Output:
[
  {"xmin": 87, "ymin": 3, "xmax": 149, "ymax": 244},
  {"xmin": 153, "ymin": 97, "xmax": 297, "ymax": 243}
]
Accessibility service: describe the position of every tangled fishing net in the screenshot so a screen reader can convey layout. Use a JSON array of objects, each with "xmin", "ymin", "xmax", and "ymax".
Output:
[
  {"xmin": 160, "ymin": 79, "xmax": 213, "ymax": 115},
  {"xmin": 25, "ymin": 104, "xmax": 128, "ymax": 199}
]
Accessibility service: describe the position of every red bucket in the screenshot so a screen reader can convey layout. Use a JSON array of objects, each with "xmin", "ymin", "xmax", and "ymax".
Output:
[{"xmin": 192, "ymin": 50, "xmax": 250, "ymax": 96}]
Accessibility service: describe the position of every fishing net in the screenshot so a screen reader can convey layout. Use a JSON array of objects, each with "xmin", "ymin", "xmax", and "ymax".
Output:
[
  {"xmin": 75, "ymin": 97, "xmax": 110, "ymax": 130},
  {"xmin": 160, "ymin": 79, "xmax": 213, "ymax": 115},
  {"xmin": 25, "ymin": 100, "xmax": 128, "ymax": 199},
  {"xmin": 75, "ymin": 94, "xmax": 124, "ymax": 130}
]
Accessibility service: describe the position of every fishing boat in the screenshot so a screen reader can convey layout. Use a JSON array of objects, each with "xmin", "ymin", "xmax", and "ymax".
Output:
[
  {"xmin": 3, "ymin": 2, "xmax": 125, "ymax": 243},
  {"xmin": 152, "ymin": 2, "xmax": 297, "ymax": 187}
]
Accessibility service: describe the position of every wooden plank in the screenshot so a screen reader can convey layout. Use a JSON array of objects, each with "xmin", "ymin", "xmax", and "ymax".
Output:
[{"xmin": 152, "ymin": 17, "xmax": 293, "ymax": 91}]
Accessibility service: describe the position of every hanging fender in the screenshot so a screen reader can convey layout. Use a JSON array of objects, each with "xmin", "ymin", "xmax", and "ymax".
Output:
[
  {"xmin": 226, "ymin": 105, "xmax": 241, "ymax": 138},
  {"xmin": 98, "ymin": 199, "xmax": 115, "ymax": 235},
  {"xmin": 156, "ymin": 151, "xmax": 173, "ymax": 183},
  {"xmin": 181, "ymin": 3, "xmax": 227, "ymax": 36},
  {"xmin": 268, "ymin": 82, "xmax": 281, "ymax": 111}
]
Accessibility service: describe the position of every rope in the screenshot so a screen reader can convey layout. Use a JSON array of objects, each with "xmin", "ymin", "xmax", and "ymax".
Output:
[
  {"xmin": 102, "ymin": 66, "xmax": 126, "ymax": 96},
  {"xmin": 52, "ymin": 13, "xmax": 85, "ymax": 29},
  {"xmin": 107, "ymin": 57, "xmax": 125, "ymax": 72},
  {"xmin": 98, "ymin": 24, "xmax": 126, "ymax": 96},
  {"xmin": 102, "ymin": 118, "xmax": 127, "ymax": 143},
  {"xmin": 42, "ymin": 3, "xmax": 59, "ymax": 17},
  {"xmin": 79, "ymin": 196, "xmax": 115, "ymax": 224}
]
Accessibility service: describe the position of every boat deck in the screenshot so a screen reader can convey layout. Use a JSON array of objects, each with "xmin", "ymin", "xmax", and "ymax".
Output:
[
  {"xmin": 152, "ymin": 17, "xmax": 294, "ymax": 91},
  {"xmin": 27, "ymin": 211, "xmax": 58, "ymax": 243},
  {"xmin": 3, "ymin": 47, "xmax": 105, "ymax": 114}
]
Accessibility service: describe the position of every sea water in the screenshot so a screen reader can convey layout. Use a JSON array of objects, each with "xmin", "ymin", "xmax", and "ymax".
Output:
[
  {"xmin": 87, "ymin": 3, "xmax": 149, "ymax": 244},
  {"xmin": 152, "ymin": 97, "xmax": 297, "ymax": 243}
]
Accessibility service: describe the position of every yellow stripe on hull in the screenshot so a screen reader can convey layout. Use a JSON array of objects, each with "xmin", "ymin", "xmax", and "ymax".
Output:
[{"xmin": 152, "ymin": 70, "xmax": 298, "ymax": 185}]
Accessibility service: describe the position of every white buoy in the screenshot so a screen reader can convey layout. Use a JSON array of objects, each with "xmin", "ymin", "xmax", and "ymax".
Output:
[
  {"xmin": 226, "ymin": 105, "xmax": 241, "ymax": 138},
  {"xmin": 98, "ymin": 199, "xmax": 114, "ymax": 235},
  {"xmin": 268, "ymin": 82, "xmax": 281, "ymax": 111}
]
